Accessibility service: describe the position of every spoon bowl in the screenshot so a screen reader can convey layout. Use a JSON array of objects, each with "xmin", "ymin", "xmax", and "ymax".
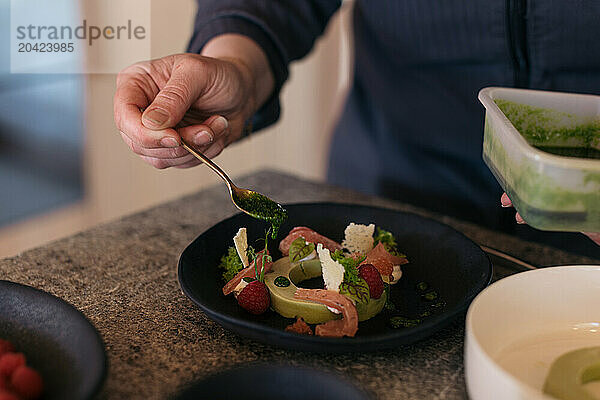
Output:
[{"xmin": 182, "ymin": 141, "xmax": 287, "ymax": 237}]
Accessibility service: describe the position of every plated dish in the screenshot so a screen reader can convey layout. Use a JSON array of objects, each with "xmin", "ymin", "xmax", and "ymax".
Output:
[
  {"xmin": 220, "ymin": 222, "xmax": 408, "ymax": 338},
  {"xmin": 178, "ymin": 203, "xmax": 492, "ymax": 352},
  {"xmin": 0, "ymin": 281, "xmax": 106, "ymax": 400}
]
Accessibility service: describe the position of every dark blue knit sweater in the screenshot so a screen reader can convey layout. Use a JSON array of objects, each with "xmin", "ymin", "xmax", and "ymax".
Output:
[{"xmin": 189, "ymin": 1, "xmax": 600, "ymax": 256}]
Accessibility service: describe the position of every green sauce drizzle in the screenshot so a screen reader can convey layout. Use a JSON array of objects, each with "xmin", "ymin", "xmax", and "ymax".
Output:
[
  {"xmin": 383, "ymin": 283, "xmax": 396, "ymax": 311},
  {"xmin": 235, "ymin": 192, "xmax": 288, "ymax": 239},
  {"xmin": 388, "ymin": 281, "xmax": 445, "ymax": 329},
  {"xmin": 389, "ymin": 316, "xmax": 421, "ymax": 329},
  {"xmin": 422, "ymin": 291, "xmax": 439, "ymax": 301},
  {"xmin": 430, "ymin": 301, "xmax": 446, "ymax": 309},
  {"xmin": 274, "ymin": 276, "xmax": 291, "ymax": 287}
]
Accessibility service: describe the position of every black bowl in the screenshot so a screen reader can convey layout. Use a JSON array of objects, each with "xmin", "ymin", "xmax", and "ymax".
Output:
[
  {"xmin": 173, "ymin": 364, "xmax": 370, "ymax": 400},
  {"xmin": 0, "ymin": 280, "xmax": 107, "ymax": 400},
  {"xmin": 179, "ymin": 203, "xmax": 492, "ymax": 352}
]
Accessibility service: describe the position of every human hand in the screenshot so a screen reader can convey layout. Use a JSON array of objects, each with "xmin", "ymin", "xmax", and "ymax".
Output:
[
  {"xmin": 114, "ymin": 53, "xmax": 257, "ymax": 168},
  {"xmin": 500, "ymin": 192, "xmax": 600, "ymax": 246}
]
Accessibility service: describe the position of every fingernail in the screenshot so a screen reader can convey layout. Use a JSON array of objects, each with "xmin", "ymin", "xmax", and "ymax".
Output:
[
  {"xmin": 516, "ymin": 220, "xmax": 526, "ymax": 224},
  {"xmin": 501, "ymin": 203, "xmax": 512, "ymax": 208},
  {"xmin": 144, "ymin": 108, "xmax": 169, "ymax": 127},
  {"xmin": 160, "ymin": 137, "xmax": 179, "ymax": 148},
  {"xmin": 194, "ymin": 130, "xmax": 213, "ymax": 146},
  {"xmin": 209, "ymin": 116, "xmax": 228, "ymax": 133}
]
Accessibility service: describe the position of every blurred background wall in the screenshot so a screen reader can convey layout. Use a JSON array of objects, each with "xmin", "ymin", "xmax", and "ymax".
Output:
[{"xmin": 0, "ymin": 0, "xmax": 353, "ymax": 257}]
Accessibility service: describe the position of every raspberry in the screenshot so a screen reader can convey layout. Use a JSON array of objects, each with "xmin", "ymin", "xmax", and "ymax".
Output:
[
  {"xmin": 236, "ymin": 280, "xmax": 270, "ymax": 315},
  {"xmin": 0, "ymin": 354, "xmax": 25, "ymax": 378},
  {"xmin": 11, "ymin": 366, "xmax": 43, "ymax": 400},
  {"xmin": 0, "ymin": 341, "xmax": 14, "ymax": 357},
  {"xmin": 0, "ymin": 390, "xmax": 20, "ymax": 400},
  {"xmin": 358, "ymin": 264, "xmax": 384, "ymax": 299}
]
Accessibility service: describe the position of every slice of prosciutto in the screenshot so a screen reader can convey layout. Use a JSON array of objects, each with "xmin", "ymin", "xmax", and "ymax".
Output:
[
  {"xmin": 279, "ymin": 227, "xmax": 342, "ymax": 256},
  {"xmin": 222, "ymin": 251, "xmax": 272, "ymax": 296},
  {"xmin": 294, "ymin": 288, "xmax": 358, "ymax": 337},
  {"xmin": 360, "ymin": 242, "xmax": 408, "ymax": 278},
  {"xmin": 285, "ymin": 317, "xmax": 313, "ymax": 335}
]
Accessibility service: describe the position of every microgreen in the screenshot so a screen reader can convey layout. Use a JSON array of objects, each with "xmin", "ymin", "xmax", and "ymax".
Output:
[
  {"xmin": 289, "ymin": 237, "xmax": 315, "ymax": 263},
  {"xmin": 331, "ymin": 249, "xmax": 364, "ymax": 283}
]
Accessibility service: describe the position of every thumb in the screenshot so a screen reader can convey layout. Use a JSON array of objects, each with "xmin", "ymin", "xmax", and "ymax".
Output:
[{"xmin": 142, "ymin": 62, "xmax": 204, "ymax": 130}]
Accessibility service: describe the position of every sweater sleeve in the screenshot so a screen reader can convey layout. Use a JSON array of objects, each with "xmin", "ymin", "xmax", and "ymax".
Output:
[{"xmin": 187, "ymin": 0, "xmax": 342, "ymax": 132}]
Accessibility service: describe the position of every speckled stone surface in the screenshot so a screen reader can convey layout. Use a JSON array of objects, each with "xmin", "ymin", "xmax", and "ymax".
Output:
[{"xmin": 1, "ymin": 170, "xmax": 598, "ymax": 400}]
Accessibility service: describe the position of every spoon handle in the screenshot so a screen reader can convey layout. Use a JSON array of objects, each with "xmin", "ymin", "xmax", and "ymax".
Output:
[
  {"xmin": 181, "ymin": 141, "xmax": 235, "ymax": 189},
  {"xmin": 480, "ymin": 245, "xmax": 537, "ymax": 270}
]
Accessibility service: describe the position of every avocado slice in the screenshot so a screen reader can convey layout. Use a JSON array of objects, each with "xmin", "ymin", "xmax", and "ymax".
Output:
[
  {"xmin": 264, "ymin": 257, "xmax": 387, "ymax": 324},
  {"xmin": 543, "ymin": 347, "xmax": 600, "ymax": 400}
]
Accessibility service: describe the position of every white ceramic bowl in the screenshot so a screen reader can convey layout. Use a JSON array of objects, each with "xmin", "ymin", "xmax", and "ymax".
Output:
[{"xmin": 465, "ymin": 265, "xmax": 600, "ymax": 400}]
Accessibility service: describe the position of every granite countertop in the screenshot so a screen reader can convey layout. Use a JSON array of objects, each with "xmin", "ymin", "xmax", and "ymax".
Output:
[{"xmin": 1, "ymin": 170, "xmax": 599, "ymax": 399}]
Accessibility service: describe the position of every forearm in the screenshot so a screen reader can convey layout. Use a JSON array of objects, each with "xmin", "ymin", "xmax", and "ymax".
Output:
[
  {"xmin": 201, "ymin": 34, "xmax": 275, "ymax": 117},
  {"xmin": 188, "ymin": 0, "xmax": 340, "ymax": 131}
]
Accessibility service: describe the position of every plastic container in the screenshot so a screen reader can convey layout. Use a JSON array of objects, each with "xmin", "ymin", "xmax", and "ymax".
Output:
[{"xmin": 478, "ymin": 87, "xmax": 600, "ymax": 232}]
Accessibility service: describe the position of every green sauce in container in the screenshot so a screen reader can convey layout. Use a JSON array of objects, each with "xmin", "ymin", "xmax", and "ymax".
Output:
[
  {"xmin": 535, "ymin": 146, "xmax": 600, "ymax": 160},
  {"xmin": 487, "ymin": 98, "xmax": 600, "ymax": 231},
  {"xmin": 494, "ymin": 99, "xmax": 600, "ymax": 160}
]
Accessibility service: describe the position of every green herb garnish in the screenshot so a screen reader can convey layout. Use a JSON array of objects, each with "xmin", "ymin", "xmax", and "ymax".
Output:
[
  {"xmin": 253, "ymin": 228, "xmax": 273, "ymax": 282},
  {"xmin": 339, "ymin": 278, "xmax": 370, "ymax": 304},
  {"xmin": 331, "ymin": 249, "xmax": 365, "ymax": 283},
  {"xmin": 373, "ymin": 227, "xmax": 405, "ymax": 257},
  {"xmin": 246, "ymin": 246, "xmax": 257, "ymax": 265},
  {"xmin": 218, "ymin": 246, "xmax": 245, "ymax": 282},
  {"xmin": 288, "ymin": 237, "xmax": 315, "ymax": 263}
]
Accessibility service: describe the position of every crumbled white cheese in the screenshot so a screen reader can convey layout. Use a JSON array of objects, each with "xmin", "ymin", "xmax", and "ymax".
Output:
[
  {"xmin": 317, "ymin": 243, "xmax": 344, "ymax": 292},
  {"xmin": 342, "ymin": 223, "xmax": 375, "ymax": 254},
  {"xmin": 389, "ymin": 265, "xmax": 403, "ymax": 285},
  {"xmin": 233, "ymin": 279, "xmax": 248, "ymax": 298},
  {"xmin": 233, "ymin": 227, "xmax": 249, "ymax": 267}
]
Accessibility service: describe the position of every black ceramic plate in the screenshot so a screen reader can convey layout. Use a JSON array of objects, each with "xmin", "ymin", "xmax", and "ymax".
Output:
[
  {"xmin": 173, "ymin": 364, "xmax": 369, "ymax": 400},
  {"xmin": 0, "ymin": 280, "xmax": 107, "ymax": 400},
  {"xmin": 178, "ymin": 203, "xmax": 492, "ymax": 352}
]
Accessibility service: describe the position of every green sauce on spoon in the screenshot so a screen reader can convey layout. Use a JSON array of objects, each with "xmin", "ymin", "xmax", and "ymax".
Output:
[{"xmin": 233, "ymin": 191, "xmax": 288, "ymax": 239}]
